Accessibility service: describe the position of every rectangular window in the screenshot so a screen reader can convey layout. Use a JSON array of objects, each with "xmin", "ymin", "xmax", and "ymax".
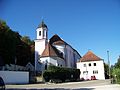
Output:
[
  {"xmin": 89, "ymin": 63, "xmax": 91, "ymax": 66},
  {"xmin": 93, "ymin": 70, "xmax": 98, "ymax": 74},
  {"xmin": 39, "ymin": 31, "xmax": 41, "ymax": 36},
  {"xmin": 94, "ymin": 63, "xmax": 96, "ymax": 66},
  {"xmin": 83, "ymin": 71, "xmax": 85, "ymax": 74},
  {"xmin": 83, "ymin": 71, "xmax": 88, "ymax": 74},
  {"xmin": 83, "ymin": 64, "xmax": 86, "ymax": 67}
]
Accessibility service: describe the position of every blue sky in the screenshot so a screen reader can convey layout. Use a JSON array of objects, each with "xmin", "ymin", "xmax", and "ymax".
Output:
[{"xmin": 0, "ymin": 0, "xmax": 120, "ymax": 65}]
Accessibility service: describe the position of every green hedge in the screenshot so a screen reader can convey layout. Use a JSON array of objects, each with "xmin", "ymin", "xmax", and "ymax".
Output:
[
  {"xmin": 111, "ymin": 68, "xmax": 120, "ymax": 84},
  {"xmin": 43, "ymin": 65, "xmax": 80, "ymax": 82}
]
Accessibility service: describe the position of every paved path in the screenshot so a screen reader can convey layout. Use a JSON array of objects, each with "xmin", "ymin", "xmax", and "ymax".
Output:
[{"xmin": 6, "ymin": 79, "xmax": 120, "ymax": 90}]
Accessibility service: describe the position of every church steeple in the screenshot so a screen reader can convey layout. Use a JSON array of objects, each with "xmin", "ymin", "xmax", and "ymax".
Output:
[
  {"xmin": 36, "ymin": 20, "xmax": 48, "ymax": 40},
  {"xmin": 35, "ymin": 20, "xmax": 48, "ymax": 71},
  {"xmin": 38, "ymin": 20, "xmax": 47, "ymax": 28}
]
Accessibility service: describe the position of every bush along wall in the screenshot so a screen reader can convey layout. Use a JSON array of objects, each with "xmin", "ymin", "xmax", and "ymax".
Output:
[{"xmin": 43, "ymin": 65, "xmax": 80, "ymax": 82}]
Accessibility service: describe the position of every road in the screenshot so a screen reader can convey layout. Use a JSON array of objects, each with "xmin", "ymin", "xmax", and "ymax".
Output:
[{"xmin": 6, "ymin": 79, "xmax": 120, "ymax": 90}]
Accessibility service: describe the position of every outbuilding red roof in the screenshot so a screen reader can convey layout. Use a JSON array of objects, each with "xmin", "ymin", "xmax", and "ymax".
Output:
[{"xmin": 79, "ymin": 51, "xmax": 102, "ymax": 62}]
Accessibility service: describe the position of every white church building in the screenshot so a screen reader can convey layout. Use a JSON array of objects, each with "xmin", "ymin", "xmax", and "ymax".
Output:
[
  {"xmin": 77, "ymin": 51, "xmax": 105, "ymax": 80},
  {"xmin": 35, "ymin": 21, "xmax": 81, "ymax": 71}
]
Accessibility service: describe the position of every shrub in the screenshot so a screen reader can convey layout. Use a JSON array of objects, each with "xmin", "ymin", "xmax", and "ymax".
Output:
[{"xmin": 43, "ymin": 65, "xmax": 80, "ymax": 82}]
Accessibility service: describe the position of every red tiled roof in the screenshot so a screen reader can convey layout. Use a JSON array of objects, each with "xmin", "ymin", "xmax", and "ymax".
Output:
[
  {"xmin": 79, "ymin": 51, "xmax": 102, "ymax": 62},
  {"xmin": 41, "ymin": 43, "xmax": 64, "ymax": 59}
]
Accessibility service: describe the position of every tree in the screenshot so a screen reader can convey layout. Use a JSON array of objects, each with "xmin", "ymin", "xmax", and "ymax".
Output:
[
  {"xmin": 16, "ymin": 41, "xmax": 31, "ymax": 66},
  {"xmin": 0, "ymin": 20, "xmax": 20, "ymax": 65},
  {"xmin": 21, "ymin": 36, "xmax": 35, "ymax": 66},
  {"xmin": 0, "ymin": 19, "xmax": 35, "ymax": 66},
  {"xmin": 104, "ymin": 63, "xmax": 109, "ymax": 79},
  {"xmin": 21, "ymin": 36, "xmax": 34, "ymax": 45},
  {"xmin": 111, "ymin": 56, "xmax": 120, "ymax": 84},
  {"xmin": 111, "ymin": 68, "xmax": 120, "ymax": 84},
  {"xmin": 114, "ymin": 56, "xmax": 120, "ymax": 68}
]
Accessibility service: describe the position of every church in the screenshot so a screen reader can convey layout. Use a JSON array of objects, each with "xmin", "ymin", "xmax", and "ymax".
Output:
[{"xmin": 35, "ymin": 21, "xmax": 81, "ymax": 71}]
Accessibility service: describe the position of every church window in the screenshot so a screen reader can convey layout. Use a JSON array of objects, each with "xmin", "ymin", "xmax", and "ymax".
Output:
[
  {"xmin": 39, "ymin": 31, "xmax": 41, "ymax": 36},
  {"xmin": 61, "ymin": 65, "xmax": 62, "ymax": 67},
  {"xmin": 45, "ymin": 64, "xmax": 47, "ymax": 70}
]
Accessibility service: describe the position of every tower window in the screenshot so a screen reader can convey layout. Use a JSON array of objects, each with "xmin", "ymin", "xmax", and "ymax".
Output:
[
  {"xmin": 46, "ymin": 31, "xmax": 47, "ymax": 38},
  {"xmin": 39, "ymin": 31, "xmax": 41, "ymax": 36},
  {"xmin": 43, "ymin": 30, "xmax": 45, "ymax": 37}
]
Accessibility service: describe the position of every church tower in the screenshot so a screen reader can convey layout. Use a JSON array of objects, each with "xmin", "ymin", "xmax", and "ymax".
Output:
[
  {"xmin": 35, "ymin": 21, "xmax": 48, "ymax": 71},
  {"xmin": 36, "ymin": 21, "xmax": 48, "ymax": 40}
]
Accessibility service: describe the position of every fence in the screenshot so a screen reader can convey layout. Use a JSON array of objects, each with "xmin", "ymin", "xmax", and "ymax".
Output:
[{"xmin": 0, "ymin": 71, "xmax": 29, "ymax": 84}]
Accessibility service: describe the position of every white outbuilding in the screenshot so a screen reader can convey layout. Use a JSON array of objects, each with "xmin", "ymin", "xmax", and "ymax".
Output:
[{"xmin": 77, "ymin": 51, "xmax": 105, "ymax": 80}]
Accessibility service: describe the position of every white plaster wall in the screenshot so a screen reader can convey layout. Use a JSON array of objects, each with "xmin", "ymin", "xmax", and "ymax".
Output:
[
  {"xmin": 39, "ymin": 57, "xmax": 50, "ymax": 71},
  {"xmin": 40, "ymin": 57, "xmax": 65, "ymax": 71},
  {"xmin": 56, "ymin": 58, "xmax": 65, "ymax": 67},
  {"xmin": 40, "ymin": 57, "xmax": 57, "ymax": 65},
  {"xmin": 52, "ymin": 44, "xmax": 80, "ymax": 68},
  {"xmin": 35, "ymin": 39, "xmax": 47, "ymax": 71},
  {"xmin": 36, "ymin": 28, "xmax": 47, "ymax": 39},
  {"xmin": 77, "ymin": 61, "xmax": 105, "ymax": 80},
  {"xmin": 35, "ymin": 39, "xmax": 46, "ymax": 55},
  {"xmin": 0, "ymin": 71, "xmax": 29, "ymax": 84}
]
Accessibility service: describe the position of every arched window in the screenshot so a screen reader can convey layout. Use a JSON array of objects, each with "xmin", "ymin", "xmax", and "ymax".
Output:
[{"xmin": 39, "ymin": 31, "xmax": 41, "ymax": 36}]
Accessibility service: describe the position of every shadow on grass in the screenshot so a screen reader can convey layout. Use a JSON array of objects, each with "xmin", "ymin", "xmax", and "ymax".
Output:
[{"xmin": 7, "ymin": 87, "xmax": 95, "ymax": 90}]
